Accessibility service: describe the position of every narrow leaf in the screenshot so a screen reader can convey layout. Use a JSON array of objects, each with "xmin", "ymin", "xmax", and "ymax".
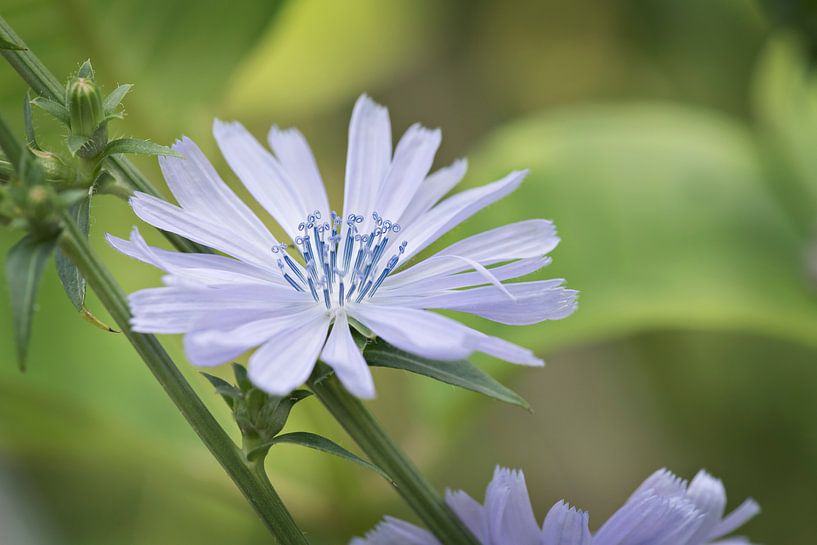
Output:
[
  {"xmin": 255, "ymin": 431, "xmax": 393, "ymax": 483},
  {"xmin": 364, "ymin": 341, "xmax": 530, "ymax": 410},
  {"xmin": 103, "ymin": 84, "xmax": 132, "ymax": 112},
  {"xmin": 6, "ymin": 235, "xmax": 57, "ymax": 370},
  {"xmin": 23, "ymin": 91, "xmax": 38, "ymax": 149},
  {"xmin": 31, "ymin": 97, "xmax": 70, "ymax": 125},
  {"xmin": 201, "ymin": 372, "xmax": 240, "ymax": 409},
  {"xmin": 0, "ymin": 35, "xmax": 25, "ymax": 50},
  {"xmin": 55, "ymin": 198, "xmax": 89, "ymax": 311},
  {"xmin": 102, "ymin": 138, "xmax": 180, "ymax": 158}
]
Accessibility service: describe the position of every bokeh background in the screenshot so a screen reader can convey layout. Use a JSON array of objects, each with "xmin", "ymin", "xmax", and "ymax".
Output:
[{"xmin": 1, "ymin": 0, "xmax": 816, "ymax": 543}]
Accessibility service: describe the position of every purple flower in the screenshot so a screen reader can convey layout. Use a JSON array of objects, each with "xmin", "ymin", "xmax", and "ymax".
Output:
[
  {"xmin": 108, "ymin": 95, "xmax": 577, "ymax": 398},
  {"xmin": 351, "ymin": 467, "xmax": 760, "ymax": 545}
]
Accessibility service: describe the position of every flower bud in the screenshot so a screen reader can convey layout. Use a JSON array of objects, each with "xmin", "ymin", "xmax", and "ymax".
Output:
[
  {"xmin": 31, "ymin": 149, "xmax": 77, "ymax": 184},
  {"xmin": 68, "ymin": 77, "xmax": 104, "ymax": 138}
]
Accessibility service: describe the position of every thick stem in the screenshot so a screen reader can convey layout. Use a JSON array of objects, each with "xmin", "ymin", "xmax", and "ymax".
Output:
[
  {"xmin": 57, "ymin": 212, "xmax": 309, "ymax": 545},
  {"xmin": 308, "ymin": 373, "xmax": 482, "ymax": 545}
]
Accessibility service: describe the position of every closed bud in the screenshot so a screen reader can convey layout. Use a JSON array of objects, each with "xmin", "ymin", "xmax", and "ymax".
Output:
[{"xmin": 68, "ymin": 77, "xmax": 104, "ymax": 138}]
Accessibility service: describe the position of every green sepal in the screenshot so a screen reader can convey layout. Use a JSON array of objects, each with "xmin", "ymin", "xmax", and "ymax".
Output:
[
  {"xmin": 77, "ymin": 59, "xmax": 94, "ymax": 80},
  {"xmin": 246, "ymin": 431, "xmax": 393, "ymax": 483},
  {"xmin": 6, "ymin": 234, "xmax": 57, "ymax": 370},
  {"xmin": 103, "ymin": 84, "xmax": 132, "ymax": 113},
  {"xmin": 363, "ymin": 337, "xmax": 531, "ymax": 411},
  {"xmin": 30, "ymin": 97, "xmax": 70, "ymax": 126},
  {"xmin": 101, "ymin": 138, "xmax": 180, "ymax": 158}
]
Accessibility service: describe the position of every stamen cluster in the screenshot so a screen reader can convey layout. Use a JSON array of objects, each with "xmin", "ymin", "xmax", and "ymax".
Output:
[{"xmin": 273, "ymin": 210, "xmax": 407, "ymax": 309}]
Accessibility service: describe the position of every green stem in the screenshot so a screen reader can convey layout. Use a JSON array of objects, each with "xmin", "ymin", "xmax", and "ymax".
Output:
[
  {"xmin": 57, "ymin": 212, "xmax": 310, "ymax": 545},
  {"xmin": 308, "ymin": 373, "xmax": 481, "ymax": 545},
  {"xmin": 0, "ymin": 16, "xmax": 207, "ymax": 255}
]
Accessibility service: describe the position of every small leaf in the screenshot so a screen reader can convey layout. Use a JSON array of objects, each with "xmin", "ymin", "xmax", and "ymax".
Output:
[
  {"xmin": 6, "ymin": 235, "xmax": 57, "ymax": 370},
  {"xmin": 252, "ymin": 431, "xmax": 393, "ymax": 483},
  {"xmin": 23, "ymin": 91, "xmax": 38, "ymax": 150},
  {"xmin": 30, "ymin": 97, "xmax": 70, "ymax": 125},
  {"xmin": 102, "ymin": 138, "xmax": 180, "ymax": 158},
  {"xmin": 56, "ymin": 197, "xmax": 89, "ymax": 311},
  {"xmin": 202, "ymin": 373, "xmax": 241, "ymax": 409},
  {"xmin": 103, "ymin": 84, "xmax": 132, "ymax": 113},
  {"xmin": 77, "ymin": 59, "xmax": 94, "ymax": 80},
  {"xmin": 364, "ymin": 340, "xmax": 530, "ymax": 410},
  {"xmin": 0, "ymin": 35, "xmax": 25, "ymax": 50}
]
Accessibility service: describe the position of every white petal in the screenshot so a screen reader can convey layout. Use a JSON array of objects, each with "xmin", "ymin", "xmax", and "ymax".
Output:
[
  {"xmin": 541, "ymin": 501, "xmax": 591, "ymax": 545},
  {"xmin": 107, "ymin": 228, "xmax": 282, "ymax": 286},
  {"xmin": 470, "ymin": 333, "xmax": 543, "ymax": 366},
  {"xmin": 352, "ymin": 516, "xmax": 440, "ymax": 545},
  {"xmin": 349, "ymin": 304, "xmax": 474, "ymax": 361},
  {"xmin": 374, "ymin": 123, "xmax": 441, "ymax": 223},
  {"xmin": 684, "ymin": 470, "xmax": 726, "ymax": 543},
  {"xmin": 248, "ymin": 307, "xmax": 330, "ymax": 395},
  {"xmin": 159, "ymin": 137, "xmax": 277, "ymax": 247},
  {"xmin": 381, "ymin": 256, "xmax": 551, "ymax": 296},
  {"xmin": 129, "ymin": 192, "xmax": 275, "ymax": 271},
  {"xmin": 391, "ymin": 281, "xmax": 578, "ymax": 325},
  {"xmin": 184, "ymin": 305, "xmax": 312, "ymax": 366},
  {"xmin": 129, "ymin": 284, "xmax": 310, "ymax": 334},
  {"xmin": 394, "ymin": 170, "xmax": 527, "ymax": 266},
  {"xmin": 267, "ymin": 126, "xmax": 330, "ymax": 219},
  {"xmin": 484, "ymin": 467, "xmax": 541, "ymax": 545},
  {"xmin": 397, "ymin": 159, "xmax": 467, "ymax": 228},
  {"xmin": 388, "ymin": 219, "xmax": 558, "ymax": 287},
  {"xmin": 343, "ymin": 95, "xmax": 392, "ymax": 223},
  {"xmin": 213, "ymin": 120, "xmax": 306, "ymax": 240},
  {"xmin": 707, "ymin": 498, "xmax": 760, "ymax": 541},
  {"xmin": 445, "ymin": 489, "xmax": 488, "ymax": 543},
  {"xmin": 320, "ymin": 312, "xmax": 376, "ymax": 399}
]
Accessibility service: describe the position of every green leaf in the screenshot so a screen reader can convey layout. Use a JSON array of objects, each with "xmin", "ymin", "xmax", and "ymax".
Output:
[
  {"xmin": 55, "ymin": 197, "xmax": 89, "ymax": 311},
  {"xmin": 102, "ymin": 138, "xmax": 179, "ymax": 158},
  {"xmin": 5, "ymin": 235, "xmax": 57, "ymax": 370},
  {"xmin": 30, "ymin": 97, "xmax": 70, "ymax": 125},
  {"xmin": 251, "ymin": 431, "xmax": 392, "ymax": 482},
  {"xmin": 103, "ymin": 84, "xmax": 132, "ymax": 113},
  {"xmin": 201, "ymin": 373, "xmax": 241, "ymax": 409},
  {"xmin": 22, "ymin": 91, "xmax": 38, "ymax": 149},
  {"xmin": 363, "ymin": 340, "xmax": 530, "ymax": 410},
  {"xmin": 0, "ymin": 35, "xmax": 25, "ymax": 50}
]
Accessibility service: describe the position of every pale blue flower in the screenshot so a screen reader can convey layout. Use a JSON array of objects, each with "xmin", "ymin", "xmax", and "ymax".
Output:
[
  {"xmin": 108, "ymin": 95, "xmax": 577, "ymax": 398},
  {"xmin": 351, "ymin": 467, "xmax": 760, "ymax": 545}
]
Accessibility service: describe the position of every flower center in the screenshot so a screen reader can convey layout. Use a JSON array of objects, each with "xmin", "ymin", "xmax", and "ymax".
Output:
[{"xmin": 272, "ymin": 210, "xmax": 407, "ymax": 309}]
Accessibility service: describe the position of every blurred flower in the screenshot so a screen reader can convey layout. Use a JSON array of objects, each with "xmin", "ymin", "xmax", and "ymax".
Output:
[
  {"xmin": 351, "ymin": 467, "xmax": 760, "ymax": 545},
  {"xmin": 108, "ymin": 95, "xmax": 576, "ymax": 398}
]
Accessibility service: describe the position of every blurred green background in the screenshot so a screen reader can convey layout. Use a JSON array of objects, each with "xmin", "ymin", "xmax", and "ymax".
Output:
[{"xmin": 1, "ymin": 0, "xmax": 817, "ymax": 543}]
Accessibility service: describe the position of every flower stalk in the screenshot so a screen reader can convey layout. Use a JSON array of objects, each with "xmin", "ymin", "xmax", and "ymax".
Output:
[
  {"xmin": 307, "ymin": 372, "xmax": 482, "ymax": 545},
  {"xmin": 57, "ymin": 211, "xmax": 310, "ymax": 545}
]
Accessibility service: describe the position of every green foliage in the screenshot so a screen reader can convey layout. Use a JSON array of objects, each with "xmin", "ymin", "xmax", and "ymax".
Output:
[
  {"xmin": 249, "ymin": 431, "xmax": 391, "ymax": 482},
  {"xmin": 363, "ymin": 338, "xmax": 530, "ymax": 410},
  {"xmin": 55, "ymin": 197, "xmax": 89, "ymax": 311},
  {"xmin": 101, "ymin": 138, "xmax": 179, "ymax": 159},
  {"xmin": 5, "ymin": 234, "xmax": 56, "ymax": 369}
]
